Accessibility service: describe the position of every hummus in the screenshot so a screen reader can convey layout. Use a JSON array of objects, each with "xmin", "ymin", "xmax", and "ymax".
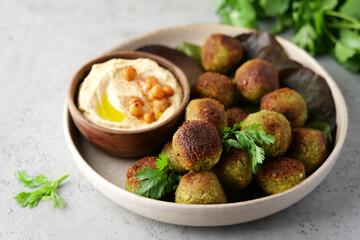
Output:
[{"xmin": 77, "ymin": 58, "xmax": 182, "ymax": 130}]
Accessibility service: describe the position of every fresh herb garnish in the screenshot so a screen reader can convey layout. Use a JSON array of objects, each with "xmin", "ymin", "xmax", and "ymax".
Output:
[
  {"xmin": 215, "ymin": 0, "xmax": 360, "ymax": 72},
  {"xmin": 222, "ymin": 122, "xmax": 276, "ymax": 174},
  {"xmin": 14, "ymin": 171, "xmax": 69, "ymax": 209},
  {"xmin": 135, "ymin": 153, "xmax": 181, "ymax": 200}
]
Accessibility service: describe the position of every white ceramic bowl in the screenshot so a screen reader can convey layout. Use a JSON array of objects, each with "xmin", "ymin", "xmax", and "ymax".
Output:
[{"xmin": 64, "ymin": 24, "xmax": 348, "ymax": 226}]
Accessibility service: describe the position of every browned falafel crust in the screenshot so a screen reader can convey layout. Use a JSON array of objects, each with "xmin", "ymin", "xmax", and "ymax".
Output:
[
  {"xmin": 193, "ymin": 72, "xmax": 235, "ymax": 109},
  {"xmin": 162, "ymin": 141, "xmax": 188, "ymax": 175},
  {"xmin": 257, "ymin": 157, "xmax": 305, "ymax": 179},
  {"xmin": 235, "ymin": 59, "xmax": 279, "ymax": 103},
  {"xmin": 201, "ymin": 34, "xmax": 244, "ymax": 73},
  {"xmin": 215, "ymin": 148, "xmax": 253, "ymax": 190},
  {"xmin": 255, "ymin": 157, "xmax": 305, "ymax": 194},
  {"xmin": 221, "ymin": 148, "xmax": 249, "ymax": 164},
  {"xmin": 260, "ymin": 88, "xmax": 307, "ymax": 128},
  {"xmin": 287, "ymin": 128, "xmax": 328, "ymax": 172},
  {"xmin": 175, "ymin": 171, "xmax": 227, "ymax": 204},
  {"xmin": 185, "ymin": 98, "xmax": 228, "ymax": 134},
  {"xmin": 242, "ymin": 110, "xmax": 292, "ymax": 158},
  {"xmin": 226, "ymin": 107, "xmax": 249, "ymax": 128},
  {"xmin": 173, "ymin": 120, "xmax": 222, "ymax": 171},
  {"xmin": 126, "ymin": 156, "xmax": 158, "ymax": 192}
]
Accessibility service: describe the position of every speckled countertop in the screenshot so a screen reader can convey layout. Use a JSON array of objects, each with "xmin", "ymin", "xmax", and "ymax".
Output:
[{"xmin": 0, "ymin": 1, "xmax": 359, "ymax": 239}]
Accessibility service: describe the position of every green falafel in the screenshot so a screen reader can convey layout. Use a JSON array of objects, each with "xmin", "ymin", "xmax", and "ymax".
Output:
[
  {"xmin": 125, "ymin": 156, "xmax": 158, "ymax": 193},
  {"xmin": 235, "ymin": 59, "xmax": 279, "ymax": 103},
  {"xmin": 215, "ymin": 148, "xmax": 253, "ymax": 190},
  {"xmin": 162, "ymin": 141, "xmax": 188, "ymax": 175},
  {"xmin": 175, "ymin": 171, "xmax": 227, "ymax": 204},
  {"xmin": 287, "ymin": 128, "xmax": 328, "ymax": 172},
  {"xmin": 226, "ymin": 107, "xmax": 249, "ymax": 128},
  {"xmin": 241, "ymin": 110, "xmax": 292, "ymax": 158},
  {"xmin": 201, "ymin": 34, "xmax": 244, "ymax": 74},
  {"xmin": 193, "ymin": 72, "xmax": 236, "ymax": 109},
  {"xmin": 172, "ymin": 120, "xmax": 223, "ymax": 171},
  {"xmin": 260, "ymin": 88, "xmax": 307, "ymax": 128},
  {"xmin": 185, "ymin": 98, "xmax": 228, "ymax": 135},
  {"xmin": 255, "ymin": 157, "xmax": 305, "ymax": 194}
]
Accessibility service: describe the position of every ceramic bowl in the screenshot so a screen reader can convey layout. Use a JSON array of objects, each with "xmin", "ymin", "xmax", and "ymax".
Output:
[
  {"xmin": 67, "ymin": 51, "xmax": 190, "ymax": 158},
  {"xmin": 64, "ymin": 24, "xmax": 348, "ymax": 226}
]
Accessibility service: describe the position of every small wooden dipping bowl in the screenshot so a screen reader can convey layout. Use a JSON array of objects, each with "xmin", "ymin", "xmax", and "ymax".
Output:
[{"xmin": 67, "ymin": 51, "xmax": 190, "ymax": 158}]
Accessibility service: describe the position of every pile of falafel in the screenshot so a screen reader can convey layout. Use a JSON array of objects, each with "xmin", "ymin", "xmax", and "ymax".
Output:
[{"xmin": 126, "ymin": 33, "xmax": 329, "ymax": 204}]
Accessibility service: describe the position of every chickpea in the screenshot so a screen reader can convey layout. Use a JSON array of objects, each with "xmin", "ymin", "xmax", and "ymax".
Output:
[
  {"xmin": 129, "ymin": 96, "xmax": 144, "ymax": 106},
  {"xmin": 145, "ymin": 76, "xmax": 159, "ymax": 89},
  {"xmin": 163, "ymin": 85, "xmax": 174, "ymax": 96},
  {"xmin": 153, "ymin": 99, "xmax": 169, "ymax": 112},
  {"xmin": 143, "ymin": 112, "xmax": 155, "ymax": 124},
  {"xmin": 129, "ymin": 103, "xmax": 143, "ymax": 116},
  {"xmin": 122, "ymin": 66, "xmax": 137, "ymax": 81},
  {"xmin": 149, "ymin": 84, "xmax": 165, "ymax": 99},
  {"xmin": 147, "ymin": 93, "xmax": 156, "ymax": 102}
]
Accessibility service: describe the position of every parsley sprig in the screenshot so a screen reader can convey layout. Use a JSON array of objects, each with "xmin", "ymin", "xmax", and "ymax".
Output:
[
  {"xmin": 14, "ymin": 171, "xmax": 69, "ymax": 209},
  {"xmin": 215, "ymin": 0, "xmax": 360, "ymax": 72},
  {"xmin": 135, "ymin": 153, "xmax": 181, "ymax": 200},
  {"xmin": 222, "ymin": 122, "xmax": 276, "ymax": 174}
]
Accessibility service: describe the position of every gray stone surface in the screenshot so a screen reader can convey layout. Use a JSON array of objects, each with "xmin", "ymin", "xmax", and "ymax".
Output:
[{"xmin": 0, "ymin": 0, "xmax": 359, "ymax": 239}]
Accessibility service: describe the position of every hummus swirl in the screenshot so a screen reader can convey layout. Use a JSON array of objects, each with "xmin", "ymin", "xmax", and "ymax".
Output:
[{"xmin": 77, "ymin": 58, "xmax": 182, "ymax": 130}]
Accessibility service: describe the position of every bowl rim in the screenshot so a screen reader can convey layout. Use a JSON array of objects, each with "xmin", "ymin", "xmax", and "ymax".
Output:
[
  {"xmin": 67, "ymin": 51, "xmax": 190, "ymax": 135},
  {"xmin": 64, "ymin": 23, "xmax": 348, "ymax": 223}
]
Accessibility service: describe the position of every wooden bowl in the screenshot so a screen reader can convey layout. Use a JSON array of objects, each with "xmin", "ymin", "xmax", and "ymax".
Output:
[{"xmin": 67, "ymin": 51, "xmax": 190, "ymax": 158}]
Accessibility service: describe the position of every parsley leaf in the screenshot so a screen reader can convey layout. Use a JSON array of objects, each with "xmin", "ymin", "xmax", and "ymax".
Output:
[
  {"xmin": 331, "ymin": 29, "xmax": 360, "ymax": 71},
  {"xmin": 292, "ymin": 22, "xmax": 318, "ymax": 54},
  {"xmin": 216, "ymin": 0, "xmax": 258, "ymax": 29},
  {"xmin": 333, "ymin": 40, "xmax": 357, "ymax": 63},
  {"xmin": 339, "ymin": 0, "xmax": 360, "ymax": 21},
  {"xmin": 214, "ymin": 0, "xmax": 360, "ymax": 72},
  {"xmin": 156, "ymin": 153, "xmax": 170, "ymax": 171},
  {"xmin": 14, "ymin": 171, "xmax": 69, "ymax": 209},
  {"xmin": 135, "ymin": 154, "xmax": 181, "ymax": 200},
  {"xmin": 260, "ymin": 0, "xmax": 291, "ymax": 17},
  {"xmin": 14, "ymin": 170, "xmax": 48, "ymax": 188},
  {"xmin": 222, "ymin": 122, "xmax": 276, "ymax": 174}
]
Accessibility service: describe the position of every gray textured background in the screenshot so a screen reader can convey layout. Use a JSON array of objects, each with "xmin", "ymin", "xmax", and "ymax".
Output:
[{"xmin": 0, "ymin": 0, "xmax": 359, "ymax": 239}]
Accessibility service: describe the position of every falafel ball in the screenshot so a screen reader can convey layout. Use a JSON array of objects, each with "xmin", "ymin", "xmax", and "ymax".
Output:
[
  {"xmin": 125, "ymin": 156, "xmax": 158, "ymax": 193},
  {"xmin": 162, "ymin": 141, "xmax": 188, "ymax": 175},
  {"xmin": 235, "ymin": 59, "xmax": 279, "ymax": 103},
  {"xmin": 172, "ymin": 120, "xmax": 223, "ymax": 171},
  {"xmin": 226, "ymin": 107, "xmax": 249, "ymax": 128},
  {"xmin": 175, "ymin": 171, "xmax": 227, "ymax": 204},
  {"xmin": 185, "ymin": 98, "xmax": 228, "ymax": 135},
  {"xmin": 193, "ymin": 72, "xmax": 236, "ymax": 109},
  {"xmin": 287, "ymin": 128, "xmax": 328, "ymax": 172},
  {"xmin": 215, "ymin": 148, "xmax": 253, "ymax": 190},
  {"xmin": 201, "ymin": 34, "xmax": 244, "ymax": 74},
  {"xmin": 255, "ymin": 157, "xmax": 305, "ymax": 194},
  {"xmin": 242, "ymin": 110, "xmax": 292, "ymax": 158},
  {"xmin": 260, "ymin": 88, "xmax": 307, "ymax": 128}
]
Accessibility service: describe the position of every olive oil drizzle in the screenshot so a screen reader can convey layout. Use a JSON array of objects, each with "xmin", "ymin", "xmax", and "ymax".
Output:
[{"xmin": 96, "ymin": 93, "xmax": 127, "ymax": 122}]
